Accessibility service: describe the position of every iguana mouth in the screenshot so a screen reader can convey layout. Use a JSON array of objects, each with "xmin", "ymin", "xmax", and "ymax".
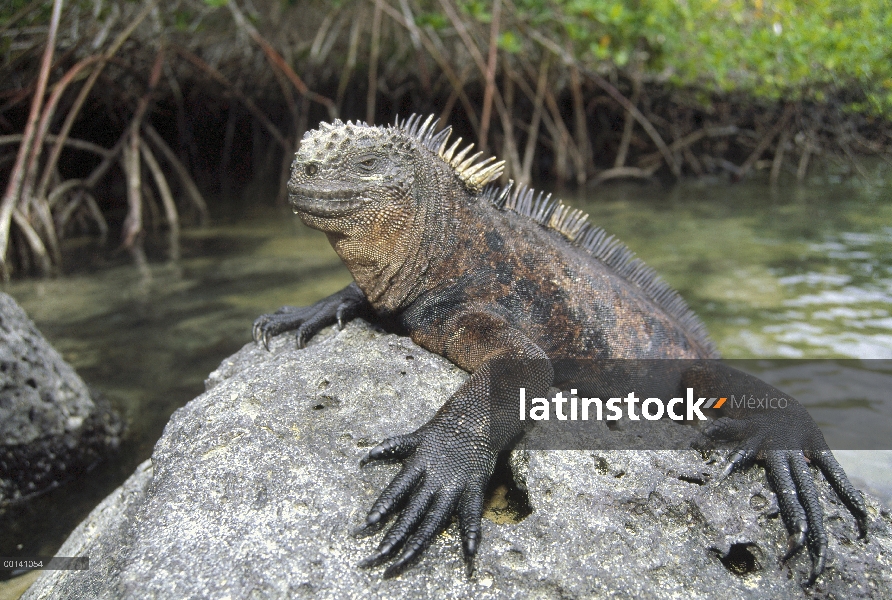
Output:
[{"xmin": 288, "ymin": 189, "xmax": 364, "ymax": 218}]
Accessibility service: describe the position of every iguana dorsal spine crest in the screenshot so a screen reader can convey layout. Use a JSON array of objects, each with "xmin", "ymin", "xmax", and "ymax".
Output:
[{"xmin": 397, "ymin": 114, "xmax": 715, "ymax": 354}]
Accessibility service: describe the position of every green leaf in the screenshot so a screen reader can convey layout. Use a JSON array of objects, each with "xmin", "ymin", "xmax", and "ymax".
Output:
[{"xmin": 498, "ymin": 31, "xmax": 523, "ymax": 53}]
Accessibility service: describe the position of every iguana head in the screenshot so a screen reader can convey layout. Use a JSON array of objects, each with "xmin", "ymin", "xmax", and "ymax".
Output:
[
  {"xmin": 287, "ymin": 115, "xmax": 504, "ymax": 231},
  {"xmin": 286, "ymin": 115, "xmax": 504, "ymax": 305},
  {"xmin": 288, "ymin": 120, "xmax": 407, "ymax": 229}
]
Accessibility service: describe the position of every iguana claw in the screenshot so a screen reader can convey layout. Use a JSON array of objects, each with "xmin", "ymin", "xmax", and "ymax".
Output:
[
  {"xmin": 357, "ymin": 420, "xmax": 494, "ymax": 578},
  {"xmin": 703, "ymin": 395, "xmax": 868, "ymax": 585},
  {"xmin": 252, "ymin": 283, "xmax": 370, "ymax": 350}
]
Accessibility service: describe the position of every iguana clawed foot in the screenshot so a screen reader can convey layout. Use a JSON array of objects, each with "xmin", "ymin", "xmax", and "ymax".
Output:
[
  {"xmin": 703, "ymin": 410, "xmax": 868, "ymax": 585},
  {"xmin": 252, "ymin": 282, "xmax": 369, "ymax": 350},
  {"xmin": 355, "ymin": 422, "xmax": 495, "ymax": 578}
]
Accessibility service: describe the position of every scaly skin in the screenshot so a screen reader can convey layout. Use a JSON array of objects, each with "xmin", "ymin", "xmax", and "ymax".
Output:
[{"xmin": 254, "ymin": 115, "xmax": 867, "ymax": 583}]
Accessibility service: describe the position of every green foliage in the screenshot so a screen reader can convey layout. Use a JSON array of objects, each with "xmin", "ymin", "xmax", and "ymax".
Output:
[
  {"xmin": 461, "ymin": 1, "xmax": 492, "ymax": 22},
  {"xmin": 173, "ymin": 10, "xmax": 192, "ymax": 31},
  {"xmin": 1, "ymin": 0, "xmax": 53, "ymax": 27},
  {"xmin": 498, "ymin": 31, "xmax": 522, "ymax": 53},
  {"xmin": 461, "ymin": 0, "xmax": 892, "ymax": 116},
  {"xmin": 416, "ymin": 10, "xmax": 449, "ymax": 30}
]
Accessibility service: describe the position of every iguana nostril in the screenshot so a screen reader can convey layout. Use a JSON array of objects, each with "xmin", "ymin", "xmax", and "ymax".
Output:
[{"xmin": 305, "ymin": 163, "xmax": 318, "ymax": 176}]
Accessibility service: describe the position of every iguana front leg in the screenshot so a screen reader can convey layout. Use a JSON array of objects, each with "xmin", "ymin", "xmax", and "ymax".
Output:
[
  {"xmin": 355, "ymin": 311, "xmax": 552, "ymax": 577},
  {"xmin": 690, "ymin": 365, "xmax": 868, "ymax": 584},
  {"xmin": 252, "ymin": 282, "xmax": 371, "ymax": 349}
]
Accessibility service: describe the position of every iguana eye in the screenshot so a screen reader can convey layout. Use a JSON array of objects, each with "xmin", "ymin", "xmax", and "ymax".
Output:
[
  {"xmin": 358, "ymin": 157, "xmax": 377, "ymax": 170},
  {"xmin": 305, "ymin": 163, "xmax": 318, "ymax": 176}
]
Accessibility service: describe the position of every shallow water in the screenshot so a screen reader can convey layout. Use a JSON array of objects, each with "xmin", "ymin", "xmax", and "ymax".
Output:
[{"xmin": 1, "ymin": 180, "xmax": 891, "ymax": 562}]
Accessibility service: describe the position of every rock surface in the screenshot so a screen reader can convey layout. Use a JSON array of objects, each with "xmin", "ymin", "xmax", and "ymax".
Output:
[
  {"xmin": 23, "ymin": 320, "xmax": 892, "ymax": 599},
  {"xmin": 0, "ymin": 292, "xmax": 123, "ymax": 506}
]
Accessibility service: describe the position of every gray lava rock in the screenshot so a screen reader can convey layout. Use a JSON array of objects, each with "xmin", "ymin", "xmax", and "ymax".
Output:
[
  {"xmin": 23, "ymin": 320, "xmax": 891, "ymax": 599},
  {"xmin": 0, "ymin": 293, "xmax": 123, "ymax": 506}
]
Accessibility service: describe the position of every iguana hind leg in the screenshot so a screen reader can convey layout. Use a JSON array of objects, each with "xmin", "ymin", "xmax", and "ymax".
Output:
[{"xmin": 696, "ymin": 365, "xmax": 868, "ymax": 584}]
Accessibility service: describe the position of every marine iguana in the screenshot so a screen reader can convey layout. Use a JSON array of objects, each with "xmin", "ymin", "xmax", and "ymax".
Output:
[{"xmin": 253, "ymin": 114, "xmax": 867, "ymax": 582}]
